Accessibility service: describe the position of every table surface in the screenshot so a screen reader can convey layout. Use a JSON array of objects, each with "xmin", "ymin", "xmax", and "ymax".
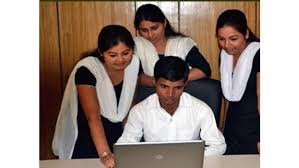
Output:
[{"xmin": 40, "ymin": 154, "xmax": 259, "ymax": 168}]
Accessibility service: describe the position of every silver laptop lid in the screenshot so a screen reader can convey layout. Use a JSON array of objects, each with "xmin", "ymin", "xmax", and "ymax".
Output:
[{"xmin": 114, "ymin": 140, "xmax": 205, "ymax": 168}]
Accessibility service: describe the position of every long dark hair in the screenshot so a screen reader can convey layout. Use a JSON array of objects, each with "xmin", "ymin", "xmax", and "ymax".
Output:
[
  {"xmin": 216, "ymin": 9, "xmax": 259, "ymax": 42},
  {"xmin": 134, "ymin": 4, "xmax": 183, "ymax": 37},
  {"xmin": 81, "ymin": 25, "xmax": 135, "ymax": 62}
]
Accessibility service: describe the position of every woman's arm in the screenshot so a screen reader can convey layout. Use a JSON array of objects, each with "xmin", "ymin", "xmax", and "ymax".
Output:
[
  {"xmin": 185, "ymin": 46, "xmax": 211, "ymax": 80},
  {"xmin": 77, "ymin": 85, "xmax": 114, "ymax": 168},
  {"xmin": 219, "ymin": 98, "xmax": 229, "ymax": 132},
  {"xmin": 138, "ymin": 73, "xmax": 154, "ymax": 87},
  {"xmin": 188, "ymin": 68, "xmax": 207, "ymax": 81}
]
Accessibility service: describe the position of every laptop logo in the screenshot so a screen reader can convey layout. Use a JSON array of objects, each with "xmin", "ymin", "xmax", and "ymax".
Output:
[{"xmin": 154, "ymin": 154, "xmax": 164, "ymax": 160}]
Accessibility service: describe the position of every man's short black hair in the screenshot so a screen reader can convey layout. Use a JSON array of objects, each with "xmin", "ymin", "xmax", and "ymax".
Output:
[{"xmin": 154, "ymin": 56, "xmax": 189, "ymax": 82}]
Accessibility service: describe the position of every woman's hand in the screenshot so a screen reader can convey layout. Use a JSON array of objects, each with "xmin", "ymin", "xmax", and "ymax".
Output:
[
  {"xmin": 100, "ymin": 153, "xmax": 115, "ymax": 168},
  {"xmin": 257, "ymin": 142, "xmax": 260, "ymax": 154},
  {"xmin": 138, "ymin": 73, "xmax": 154, "ymax": 87}
]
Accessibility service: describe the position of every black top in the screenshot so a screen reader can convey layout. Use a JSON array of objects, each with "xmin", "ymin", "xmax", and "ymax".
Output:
[
  {"xmin": 185, "ymin": 46, "xmax": 211, "ymax": 77},
  {"xmin": 140, "ymin": 46, "xmax": 211, "ymax": 77},
  {"xmin": 224, "ymin": 50, "xmax": 260, "ymax": 154},
  {"xmin": 72, "ymin": 61, "xmax": 141, "ymax": 158}
]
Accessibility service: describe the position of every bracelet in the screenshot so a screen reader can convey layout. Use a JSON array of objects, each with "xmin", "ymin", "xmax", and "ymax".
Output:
[{"xmin": 100, "ymin": 151, "xmax": 112, "ymax": 159}]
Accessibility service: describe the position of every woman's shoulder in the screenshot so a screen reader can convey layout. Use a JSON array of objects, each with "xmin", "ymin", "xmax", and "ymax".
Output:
[
  {"xmin": 76, "ymin": 56, "xmax": 100, "ymax": 66},
  {"xmin": 134, "ymin": 36, "xmax": 149, "ymax": 43},
  {"xmin": 81, "ymin": 55, "xmax": 99, "ymax": 61},
  {"xmin": 169, "ymin": 35, "xmax": 191, "ymax": 40},
  {"xmin": 250, "ymin": 42, "xmax": 260, "ymax": 62},
  {"xmin": 75, "ymin": 66, "xmax": 96, "ymax": 86},
  {"xmin": 255, "ymin": 48, "xmax": 260, "ymax": 57},
  {"xmin": 253, "ymin": 49, "xmax": 260, "ymax": 68},
  {"xmin": 169, "ymin": 36, "xmax": 196, "ymax": 45},
  {"xmin": 134, "ymin": 36, "xmax": 153, "ymax": 49},
  {"xmin": 167, "ymin": 36, "xmax": 197, "ymax": 50}
]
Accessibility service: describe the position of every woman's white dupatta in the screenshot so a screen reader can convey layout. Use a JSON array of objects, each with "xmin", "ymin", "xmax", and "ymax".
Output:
[
  {"xmin": 134, "ymin": 36, "xmax": 196, "ymax": 76},
  {"xmin": 52, "ymin": 55, "xmax": 139, "ymax": 159},
  {"xmin": 220, "ymin": 42, "xmax": 260, "ymax": 102}
]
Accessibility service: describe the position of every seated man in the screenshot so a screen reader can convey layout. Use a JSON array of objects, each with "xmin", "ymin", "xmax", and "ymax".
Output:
[{"xmin": 117, "ymin": 56, "xmax": 226, "ymax": 156}]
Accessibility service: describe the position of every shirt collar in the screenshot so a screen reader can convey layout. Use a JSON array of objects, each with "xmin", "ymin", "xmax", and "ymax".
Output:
[{"xmin": 152, "ymin": 92, "xmax": 191, "ymax": 111}]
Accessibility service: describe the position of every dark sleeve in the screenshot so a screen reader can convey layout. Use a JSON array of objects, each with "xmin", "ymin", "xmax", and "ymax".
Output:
[
  {"xmin": 75, "ymin": 66, "xmax": 96, "ymax": 86},
  {"xmin": 253, "ymin": 49, "xmax": 260, "ymax": 73},
  {"xmin": 185, "ymin": 46, "xmax": 211, "ymax": 77}
]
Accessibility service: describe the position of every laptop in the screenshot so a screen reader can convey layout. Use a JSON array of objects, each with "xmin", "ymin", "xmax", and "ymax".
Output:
[{"xmin": 113, "ymin": 140, "xmax": 205, "ymax": 168}]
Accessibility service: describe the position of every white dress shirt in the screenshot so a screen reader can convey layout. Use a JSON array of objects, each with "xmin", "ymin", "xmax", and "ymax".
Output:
[{"xmin": 117, "ymin": 92, "xmax": 226, "ymax": 156}]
